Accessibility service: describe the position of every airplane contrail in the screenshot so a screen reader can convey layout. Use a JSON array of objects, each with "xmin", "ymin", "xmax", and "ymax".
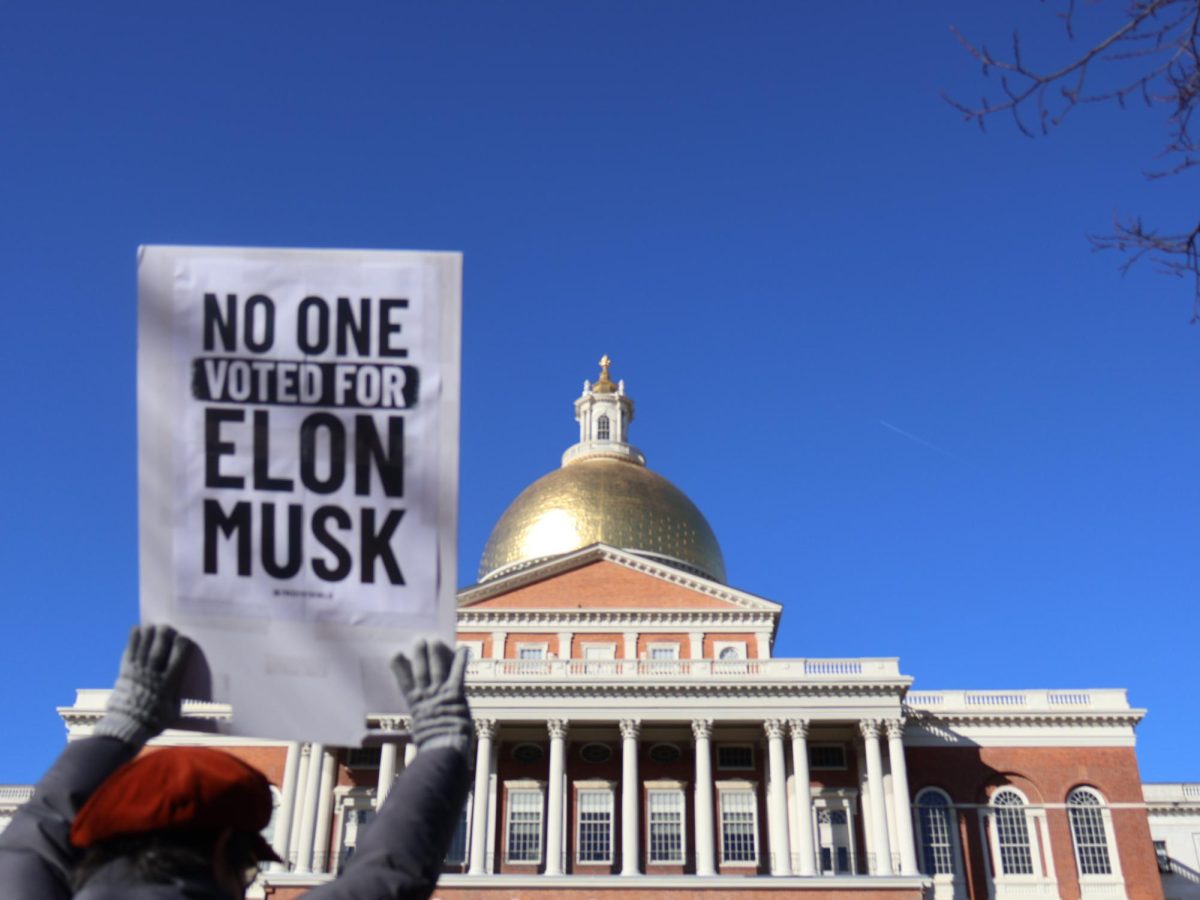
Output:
[{"xmin": 878, "ymin": 420, "xmax": 958, "ymax": 460}]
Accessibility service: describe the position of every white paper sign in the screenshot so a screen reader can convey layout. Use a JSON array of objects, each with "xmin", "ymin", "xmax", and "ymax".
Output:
[{"xmin": 138, "ymin": 246, "xmax": 461, "ymax": 745}]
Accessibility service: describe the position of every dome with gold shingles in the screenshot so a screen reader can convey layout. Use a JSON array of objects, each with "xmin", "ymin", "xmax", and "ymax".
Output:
[{"xmin": 478, "ymin": 359, "xmax": 726, "ymax": 584}]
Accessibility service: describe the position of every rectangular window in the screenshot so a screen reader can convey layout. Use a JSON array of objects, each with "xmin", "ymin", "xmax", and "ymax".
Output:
[
  {"xmin": 647, "ymin": 790, "xmax": 684, "ymax": 863},
  {"xmin": 720, "ymin": 791, "xmax": 758, "ymax": 863},
  {"xmin": 994, "ymin": 806, "xmax": 1034, "ymax": 875},
  {"xmin": 505, "ymin": 789, "xmax": 543, "ymax": 863},
  {"xmin": 445, "ymin": 802, "xmax": 469, "ymax": 864},
  {"xmin": 518, "ymin": 645, "xmax": 545, "ymax": 660},
  {"xmin": 345, "ymin": 747, "xmax": 382, "ymax": 769},
  {"xmin": 717, "ymin": 745, "xmax": 754, "ymax": 770},
  {"xmin": 648, "ymin": 644, "xmax": 679, "ymax": 660},
  {"xmin": 576, "ymin": 790, "xmax": 613, "ymax": 863},
  {"xmin": 808, "ymin": 744, "xmax": 847, "ymax": 770}
]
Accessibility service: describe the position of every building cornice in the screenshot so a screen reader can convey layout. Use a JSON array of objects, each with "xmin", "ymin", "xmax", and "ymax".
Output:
[
  {"xmin": 468, "ymin": 681, "xmax": 910, "ymax": 701},
  {"xmin": 458, "ymin": 544, "xmax": 783, "ymax": 615},
  {"xmin": 457, "ymin": 609, "xmax": 776, "ymax": 628}
]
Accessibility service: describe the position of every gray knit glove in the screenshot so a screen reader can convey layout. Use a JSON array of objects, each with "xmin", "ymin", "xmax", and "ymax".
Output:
[
  {"xmin": 390, "ymin": 640, "xmax": 471, "ymax": 755},
  {"xmin": 95, "ymin": 624, "xmax": 195, "ymax": 746}
]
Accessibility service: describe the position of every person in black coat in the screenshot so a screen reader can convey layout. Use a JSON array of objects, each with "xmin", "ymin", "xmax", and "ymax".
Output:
[{"xmin": 0, "ymin": 625, "xmax": 471, "ymax": 899}]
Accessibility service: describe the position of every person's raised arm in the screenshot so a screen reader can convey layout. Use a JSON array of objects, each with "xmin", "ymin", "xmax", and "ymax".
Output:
[
  {"xmin": 0, "ymin": 625, "xmax": 193, "ymax": 897},
  {"xmin": 306, "ymin": 639, "xmax": 471, "ymax": 900}
]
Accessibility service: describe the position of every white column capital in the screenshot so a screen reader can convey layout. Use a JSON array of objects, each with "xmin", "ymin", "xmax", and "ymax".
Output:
[
  {"xmin": 884, "ymin": 718, "xmax": 906, "ymax": 741},
  {"xmin": 475, "ymin": 718, "xmax": 497, "ymax": 740},
  {"xmin": 858, "ymin": 718, "xmax": 882, "ymax": 740},
  {"xmin": 691, "ymin": 718, "xmax": 713, "ymax": 741},
  {"xmin": 619, "ymin": 718, "xmax": 641, "ymax": 740},
  {"xmin": 788, "ymin": 718, "xmax": 810, "ymax": 740},
  {"xmin": 548, "ymin": 718, "xmax": 570, "ymax": 740},
  {"xmin": 764, "ymin": 718, "xmax": 787, "ymax": 740}
]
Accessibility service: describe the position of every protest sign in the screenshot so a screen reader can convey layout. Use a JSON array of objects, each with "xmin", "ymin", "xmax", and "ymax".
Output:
[{"xmin": 138, "ymin": 246, "xmax": 461, "ymax": 745}]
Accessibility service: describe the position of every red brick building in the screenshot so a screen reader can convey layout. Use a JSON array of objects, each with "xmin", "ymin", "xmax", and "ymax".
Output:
[{"xmin": 50, "ymin": 360, "xmax": 1163, "ymax": 899}]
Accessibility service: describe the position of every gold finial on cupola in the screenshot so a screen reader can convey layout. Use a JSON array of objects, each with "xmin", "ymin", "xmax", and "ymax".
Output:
[{"xmin": 593, "ymin": 354, "xmax": 617, "ymax": 393}]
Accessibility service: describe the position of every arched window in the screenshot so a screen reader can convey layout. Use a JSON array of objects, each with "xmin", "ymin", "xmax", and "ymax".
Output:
[
  {"xmin": 915, "ymin": 789, "xmax": 956, "ymax": 875},
  {"xmin": 596, "ymin": 414, "xmax": 610, "ymax": 440},
  {"xmin": 1067, "ymin": 787, "xmax": 1112, "ymax": 876},
  {"xmin": 718, "ymin": 646, "xmax": 741, "ymax": 660},
  {"xmin": 992, "ymin": 788, "xmax": 1034, "ymax": 875}
]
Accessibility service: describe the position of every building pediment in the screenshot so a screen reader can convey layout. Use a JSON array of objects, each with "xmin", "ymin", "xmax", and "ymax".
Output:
[{"xmin": 457, "ymin": 544, "xmax": 782, "ymax": 616}]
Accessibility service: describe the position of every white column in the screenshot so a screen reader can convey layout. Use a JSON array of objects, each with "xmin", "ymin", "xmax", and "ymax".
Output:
[
  {"xmin": 688, "ymin": 632, "xmax": 704, "ymax": 660},
  {"xmin": 312, "ymin": 749, "xmax": 337, "ymax": 872},
  {"xmin": 885, "ymin": 719, "xmax": 919, "ymax": 876},
  {"xmin": 764, "ymin": 720, "xmax": 793, "ymax": 875},
  {"xmin": 859, "ymin": 720, "xmax": 893, "ymax": 875},
  {"xmin": 404, "ymin": 741, "xmax": 418, "ymax": 766},
  {"xmin": 692, "ymin": 719, "xmax": 716, "ymax": 876},
  {"xmin": 468, "ymin": 719, "xmax": 496, "ymax": 875},
  {"xmin": 295, "ymin": 742, "xmax": 325, "ymax": 872},
  {"xmin": 754, "ymin": 631, "xmax": 771, "ymax": 658},
  {"xmin": 619, "ymin": 719, "xmax": 641, "ymax": 875},
  {"xmin": 288, "ymin": 744, "xmax": 312, "ymax": 867},
  {"xmin": 788, "ymin": 719, "xmax": 816, "ymax": 876},
  {"xmin": 623, "ymin": 632, "xmax": 638, "ymax": 662},
  {"xmin": 545, "ymin": 719, "xmax": 569, "ymax": 875},
  {"xmin": 271, "ymin": 741, "xmax": 302, "ymax": 870},
  {"xmin": 490, "ymin": 631, "xmax": 506, "ymax": 659},
  {"xmin": 377, "ymin": 744, "xmax": 398, "ymax": 808}
]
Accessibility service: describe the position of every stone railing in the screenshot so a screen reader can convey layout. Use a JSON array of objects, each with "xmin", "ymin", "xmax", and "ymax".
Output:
[
  {"xmin": 0, "ymin": 786, "xmax": 34, "ymax": 805},
  {"xmin": 1144, "ymin": 782, "xmax": 1200, "ymax": 803},
  {"xmin": 905, "ymin": 689, "xmax": 1133, "ymax": 713},
  {"xmin": 467, "ymin": 657, "xmax": 901, "ymax": 681}
]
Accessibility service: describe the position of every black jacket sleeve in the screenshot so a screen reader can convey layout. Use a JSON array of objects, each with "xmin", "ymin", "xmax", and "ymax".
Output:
[
  {"xmin": 304, "ymin": 745, "xmax": 469, "ymax": 900},
  {"xmin": 0, "ymin": 736, "xmax": 139, "ymax": 898}
]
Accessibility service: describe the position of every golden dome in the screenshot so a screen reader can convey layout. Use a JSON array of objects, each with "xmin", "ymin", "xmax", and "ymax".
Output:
[{"xmin": 478, "ymin": 456, "xmax": 727, "ymax": 583}]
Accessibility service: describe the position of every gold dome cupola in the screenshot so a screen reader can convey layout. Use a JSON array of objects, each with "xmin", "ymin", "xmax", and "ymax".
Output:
[{"xmin": 477, "ymin": 357, "xmax": 727, "ymax": 584}]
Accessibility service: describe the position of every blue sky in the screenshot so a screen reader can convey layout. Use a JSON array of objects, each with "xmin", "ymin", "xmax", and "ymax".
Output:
[{"xmin": 1, "ymin": 2, "xmax": 1195, "ymax": 784}]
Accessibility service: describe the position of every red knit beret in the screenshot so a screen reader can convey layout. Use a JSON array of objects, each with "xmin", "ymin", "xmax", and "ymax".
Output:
[{"xmin": 71, "ymin": 747, "xmax": 282, "ymax": 862}]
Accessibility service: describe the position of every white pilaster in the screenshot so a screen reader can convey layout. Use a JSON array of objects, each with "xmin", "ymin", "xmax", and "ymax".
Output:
[
  {"xmin": 692, "ymin": 719, "xmax": 716, "ymax": 876},
  {"xmin": 468, "ymin": 719, "xmax": 496, "ymax": 876},
  {"xmin": 377, "ymin": 743, "xmax": 398, "ymax": 808},
  {"xmin": 688, "ymin": 631, "xmax": 704, "ymax": 660},
  {"xmin": 623, "ymin": 632, "xmax": 637, "ymax": 662},
  {"xmin": 885, "ymin": 719, "xmax": 919, "ymax": 876},
  {"xmin": 788, "ymin": 719, "xmax": 816, "ymax": 876},
  {"xmin": 859, "ymin": 720, "xmax": 893, "ymax": 876},
  {"xmin": 545, "ymin": 719, "xmax": 569, "ymax": 875},
  {"xmin": 312, "ymin": 749, "xmax": 337, "ymax": 872},
  {"xmin": 619, "ymin": 719, "xmax": 641, "ymax": 875},
  {"xmin": 288, "ymin": 743, "xmax": 311, "ymax": 866},
  {"xmin": 295, "ymin": 742, "xmax": 325, "ymax": 872},
  {"xmin": 556, "ymin": 631, "xmax": 573, "ymax": 660},
  {"xmin": 271, "ymin": 741, "xmax": 301, "ymax": 870},
  {"xmin": 754, "ymin": 631, "xmax": 771, "ymax": 659},
  {"xmin": 490, "ymin": 631, "xmax": 506, "ymax": 660},
  {"xmin": 764, "ymin": 719, "xmax": 793, "ymax": 875}
]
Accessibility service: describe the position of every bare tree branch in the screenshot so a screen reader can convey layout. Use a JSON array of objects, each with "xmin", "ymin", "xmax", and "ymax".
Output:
[{"xmin": 947, "ymin": 1, "xmax": 1200, "ymax": 319}]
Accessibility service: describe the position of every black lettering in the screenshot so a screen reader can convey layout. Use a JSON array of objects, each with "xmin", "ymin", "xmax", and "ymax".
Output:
[
  {"xmin": 355, "ymin": 415, "xmax": 404, "ymax": 497},
  {"xmin": 336, "ymin": 297, "xmax": 371, "ymax": 356},
  {"xmin": 312, "ymin": 505, "xmax": 352, "ymax": 581},
  {"xmin": 243, "ymin": 294, "xmax": 275, "ymax": 353},
  {"xmin": 203, "ymin": 293, "xmax": 237, "ymax": 352},
  {"xmin": 203, "ymin": 499, "xmax": 252, "ymax": 575},
  {"xmin": 252, "ymin": 410, "xmax": 294, "ymax": 491},
  {"xmin": 299, "ymin": 413, "xmax": 346, "ymax": 493},
  {"xmin": 205, "ymin": 408, "xmax": 244, "ymax": 488},
  {"xmin": 378, "ymin": 299, "xmax": 408, "ymax": 357},
  {"xmin": 261, "ymin": 503, "xmax": 303, "ymax": 578},
  {"xmin": 297, "ymin": 296, "xmax": 329, "ymax": 354},
  {"xmin": 361, "ymin": 508, "xmax": 405, "ymax": 584}
]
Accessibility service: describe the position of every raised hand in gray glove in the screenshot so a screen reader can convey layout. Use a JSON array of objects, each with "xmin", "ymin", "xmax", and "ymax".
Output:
[
  {"xmin": 95, "ymin": 624, "xmax": 194, "ymax": 746},
  {"xmin": 390, "ymin": 639, "xmax": 472, "ymax": 755}
]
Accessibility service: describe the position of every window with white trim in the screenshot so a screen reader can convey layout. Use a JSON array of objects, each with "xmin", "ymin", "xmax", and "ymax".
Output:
[
  {"xmin": 713, "ymin": 641, "xmax": 746, "ymax": 660},
  {"xmin": 817, "ymin": 809, "xmax": 852, "ymax": 874},
  {"xmin": 576, "ymin": 789, "xmax": 614, "ymax": 863},
  {"xmin": 719, "ymin": 789, "xmax": 759, "ymax": 864},
  {"xmin": 647, "ymin": 789, "xmax": 685, "ymax": 863},
  {"xmin": 596, "ymin": 414, "xmax": 611, "ymax": 440},
  {"xmin": 991, "ymin": 788, "xmax": 1034, "ymax": 875},
  {"xmin": 915, "ymin": 789, "xmax": 956, "ymax": 875},
  {"xmin": 505, "ymin": 787, "xmax": 544, "ymax": 863},
  {"xmin": 648, "ymin": 643, "xmax": 679, "ymax": 660},
  {"xmin": 517, "ymin": 644, "xmax": 546, "ymax": 660},
  {"xmin": 1067, "ymin": 788, "xmax": 1112, "ymax": 876},
  {"xmin": 808, "ymin": 743, "xmax": 847, "ymax": 770}
]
